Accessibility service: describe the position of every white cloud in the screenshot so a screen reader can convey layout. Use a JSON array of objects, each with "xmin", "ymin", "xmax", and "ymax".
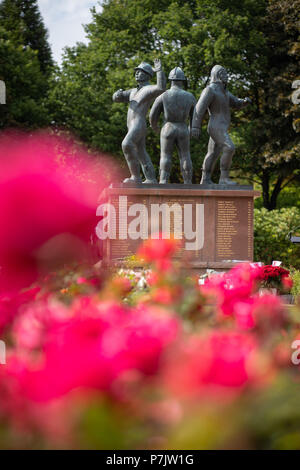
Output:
[{"xmin": 38, "ymin": 0, "xmax": 101, "ymax": 65}]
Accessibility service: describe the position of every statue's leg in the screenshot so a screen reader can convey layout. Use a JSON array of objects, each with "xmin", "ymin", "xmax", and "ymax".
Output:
[
  {"xmin": 176, "ymin": 126, "xmax": 192, "ymax": 184},
  {"xmin": 201, "ymin": 137, "xmax": 222, "ymax": 184},
  {"xmin": 219, "ymin": 133, "xmax": 236, "ymax": 185},
  {"xmin": 122, "ymin": 129, "xmax": 142, "ymax": 183},
  {"xmin": 138, "ymin": 135, "xmax": 158, "ymax": 184},
  {"xmin": 160, "ymin": 123, "xmax": 175, "ymax": 184}
]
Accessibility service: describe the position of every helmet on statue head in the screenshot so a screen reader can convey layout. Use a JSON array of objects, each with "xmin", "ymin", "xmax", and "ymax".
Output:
[
  {"xmin": 168, "ymin": 67, "xmax": 187, "ymax": 82},
  {"xmin": 134, "ymin": 62, "xmax": 154, "ymax": 78}
]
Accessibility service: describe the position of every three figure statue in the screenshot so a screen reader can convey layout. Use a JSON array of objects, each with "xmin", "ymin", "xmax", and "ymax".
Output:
[{"xmin": 113, "ymin": 62, "xmax": 251, "ymax": 185}]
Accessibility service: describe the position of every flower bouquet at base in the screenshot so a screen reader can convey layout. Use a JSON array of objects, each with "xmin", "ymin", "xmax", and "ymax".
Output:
[{"xmin": 259, "ymin": 264, "xmax": 293, "ymax": 295}]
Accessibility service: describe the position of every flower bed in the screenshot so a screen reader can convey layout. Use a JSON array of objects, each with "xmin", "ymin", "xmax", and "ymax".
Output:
[
  {"xmin": 0, "ymin": 132, "xmax": 299, "ymax": 450},
  {"xmin": 0, "ymin": 238, "xmax": 299, "ymax": 450}
]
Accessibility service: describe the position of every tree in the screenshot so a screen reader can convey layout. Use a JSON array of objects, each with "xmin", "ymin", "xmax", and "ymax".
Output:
[
  {"xmin": 0, "ymin": 0, "xmax": 53, "ymax": 73},
  {"xmin": 49, "ymin": 0, "xmax": 300, "ymax": 208},
  {"xmin": 233, "ymin": 0, "xmax": 300, "ymax": 209},
  {"xmin": 0, "ymin": 25, "xmax": 49, "ymax": 128},
  {"xmin": 0, "ymin": 0, "xmax": 53, "ymax": 128}
]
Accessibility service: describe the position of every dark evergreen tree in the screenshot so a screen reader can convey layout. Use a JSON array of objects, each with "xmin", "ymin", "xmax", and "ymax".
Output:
[
  {"xmin": 0, "ymin": 0, "xmax": 53, "ymax": 73},
  {"xmin": 0, "ymin": 24, "xmax": 50, "ymax": 128}
]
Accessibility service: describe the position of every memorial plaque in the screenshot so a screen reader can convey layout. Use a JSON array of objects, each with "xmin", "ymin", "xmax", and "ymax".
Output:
[{"xmin": 98, "ymin": 185, "xmax": 259, "ymax": 272}]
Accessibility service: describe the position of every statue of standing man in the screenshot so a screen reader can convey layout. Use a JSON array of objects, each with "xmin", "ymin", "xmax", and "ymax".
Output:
[
  {"xmin": 192, "ymin": 65, "xmax": 251, "ymax": 185},
  {"xmin": 113, "ymin": 59, "xmax": 166, "ymax": 184},
  {"xmin": 150, "ymin": 67, "xmax": 196, "ymax": 184}
]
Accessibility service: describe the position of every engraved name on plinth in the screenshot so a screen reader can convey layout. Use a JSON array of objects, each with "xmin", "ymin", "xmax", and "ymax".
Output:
[{"xmin": 101, "ymin": 186, "xmax": 258, "ymax": 267}]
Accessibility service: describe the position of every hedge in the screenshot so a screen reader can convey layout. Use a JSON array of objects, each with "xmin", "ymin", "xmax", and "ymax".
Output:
[{"xmin": 254, "ymin": 207, "xmax": 300, "ymax": 268}]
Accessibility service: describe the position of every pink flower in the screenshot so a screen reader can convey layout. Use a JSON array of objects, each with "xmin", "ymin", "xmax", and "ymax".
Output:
[
  {"xmin": 201, "ymin": 263, "xmax": 263, "ymax": 320},
  {"xmin": 0, "ymin": 287, "xmax": 40, "ymax": 335},
  {"xmin": 252, "ymin": 294, "xmax": 285, "ymax": 333},
  {"xmin": 165, "ymin": 330, "xmax": 262, "ymax": 398},
  {"xmin": 232, "ymin": 294, "xmax": 284, "ymax": 332},
  {"xmin": 0, "ymin": 131, "xmax": 118, "ymax": 292},
  {"xmin": 0, "ymin": 354, "xmax": 77, "ymax": 442},
  {"xmin": 12, "ymin": 298, "xmax": 70, "ymax": 352},
  {"xmin": 14, "ymin": 303, "xmax": 179, "ymax": 402},
  {"xmin": 234, "ymin": 300, "xmax": 256, "ymax": 330}
]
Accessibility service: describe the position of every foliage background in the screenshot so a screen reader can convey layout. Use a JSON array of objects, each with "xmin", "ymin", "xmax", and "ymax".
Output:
[
  {"xmin": 254, "ymin": 207, "xmax": 300, "ymax": 266},
  {"xmin": 0, "ymin": 0, "xmax": 299, "ymax": 264},
  {"xmin": 46, "ymin": 0, "xmax": 300, "ymax": 209}
]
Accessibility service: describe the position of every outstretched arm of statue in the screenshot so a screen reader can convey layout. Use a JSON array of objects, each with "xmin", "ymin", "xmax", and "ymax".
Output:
[
  {"xmin": 153, "ymin": 59, "xmax": 166, "ymax": 92},
  {"xmin": 112, "ymin": 89, "xmax": 131, "ymax": 103},
  {"xmin": 229, "ymin": 92, "xmax": 251, "ymax": 109},
  {"xmin": 191, "ymin": 87, "xmax": 213, "ymax": 138},
  {"xmin": 149, "ymin": 95, "xmax": 164, "ymax": 134}
]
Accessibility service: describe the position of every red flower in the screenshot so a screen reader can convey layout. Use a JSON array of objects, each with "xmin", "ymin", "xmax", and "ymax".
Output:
[
  {"xmin": 152, "ymin": 287, "xmax": 175, "ymax": 305},
  {"xmin": 260, "ymin": 265, "xmax": 290, "ymax": 281},
  {"xmin": 137, "ymin": 237, "xmax": 180, "ymax": 272}
]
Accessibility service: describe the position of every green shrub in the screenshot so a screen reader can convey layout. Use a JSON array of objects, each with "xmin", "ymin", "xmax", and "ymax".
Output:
[
  {"xmin": 255, "ymin": 185, "xmax": 300, "ymax": 210},
  {"xmin": 291, "ymin": 269, "xmax": 300, "ymax": 297},
  {"xmin": 276, "ymin": 186, "xmax": 300, "ymax": 210},
  {"xmin": 254, "ymin": 207, "xmax": 300, "ymax": 268}
]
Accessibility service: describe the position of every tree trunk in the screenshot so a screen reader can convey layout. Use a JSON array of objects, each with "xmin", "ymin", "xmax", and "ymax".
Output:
[
  {"xmin": 261, "ymin": 172, "xmax": 284, "ymax": 211},
  {"xmin": 262, "ymin": 170, "xmax": 271, "ymax": 210},
  {"xmin": 269, "ymin": 176, "xmax": 283, "ymax": 210}
]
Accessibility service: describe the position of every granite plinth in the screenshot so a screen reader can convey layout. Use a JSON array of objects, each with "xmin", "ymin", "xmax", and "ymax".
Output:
[{"xmin": 99, "ymin": 185, "xmax": 260, "ymax": 273}]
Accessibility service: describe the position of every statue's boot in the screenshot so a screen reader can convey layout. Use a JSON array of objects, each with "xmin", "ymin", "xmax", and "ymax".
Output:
[
  {"xmin": 219, "ymin": 170, "xmax": 237, "ymax": 185},
  {"xmin": 123, "ymin": 176, "xmax": 142, "ymax": 184},
  {"xmin": 200, "ymin": 171, "xmax": 213, "ymax": 185},
  {"xmin": 159, "ymin": 170, "xmax": 170, "ymax": 184},
  {"xmin": 142, "ymin": 163, "xmax": 158, "ymax": 184},
  {"xmin": 123, "ymin": 159, "xmax": 142, "ymax": 183}
]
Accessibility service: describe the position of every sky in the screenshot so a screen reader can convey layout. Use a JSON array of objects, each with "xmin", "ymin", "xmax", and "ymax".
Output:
[{"xmin": 38, "ymin": 0, "xmax": 102, "ymax": 65}]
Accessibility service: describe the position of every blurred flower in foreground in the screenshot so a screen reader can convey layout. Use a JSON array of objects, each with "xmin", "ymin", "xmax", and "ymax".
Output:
[
  {"xmin": 0, "ymin": 235, "xmax": 296, "ymax": 449},
  {"xmin": 165, "ymin": 330, "xmax": 271, "ymax": 400},
  {"xmin": 137, "ymin": 236, "xmax": 180, "ymax": 272},
  {"xmin": 201, "ymin": 263, "xmax": 263, "ymax": 317},
  {"xmin": 200, "ymin": 263, "xmax": 285, "ymax": 332},
  {"xmin": 7, "ymin": 301, "xmax": 179, "ymax": 403},
  {"xmin": 0, "ymin": 131, "xmax": 119, "ymax": 292},
  {"xmin": 282, "ymin": 275, "xmax": 293, "ymax": 291}
]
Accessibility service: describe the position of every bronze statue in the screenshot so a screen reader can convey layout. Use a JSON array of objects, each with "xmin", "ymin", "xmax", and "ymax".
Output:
[
  {"xmin": 113, "ymin": 59, "xmax": 166, "ymax": 184},
  {"xmin": 192, "ymin": 65, "xmax": 251, "ymax": 185},
  {"xmin": 150, "ymin": 67, "xmax": 196, "ymax": 184}
]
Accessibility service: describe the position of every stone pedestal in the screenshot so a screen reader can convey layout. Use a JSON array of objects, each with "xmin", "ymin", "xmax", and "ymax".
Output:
[{"xmin": 98, "ymin": 184, "xmax": 260, "ymax": 273}]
